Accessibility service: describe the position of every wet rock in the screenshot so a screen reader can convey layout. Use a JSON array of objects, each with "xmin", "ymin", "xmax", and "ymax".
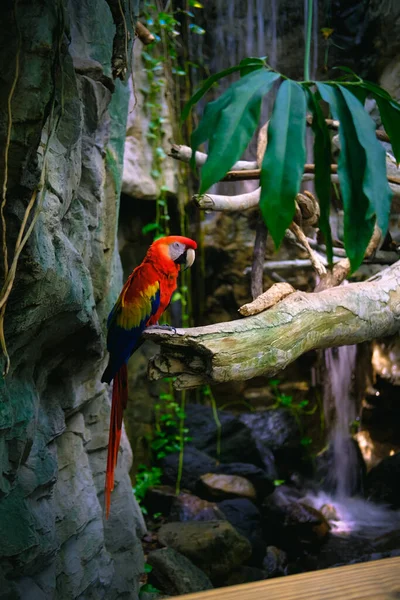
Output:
[
  {"xmin": 144, "ymin": 485, "xmax": 178, "ymax": 517},
  {"xmin": 308, "ymin": 535, "xmax": 376, "ymax": 571},
  {"xmin": 157, "ymin": 521, "xmax": 252, "ymax": 583},
  {"xmin": 215, "ymin": 463, "xmax": 275, "ymax": 498},
  {"xmin": 263, "ymin": 546, "xmax": 288, "ymax": 578},
  {"xmin": 147, "ymin": 548, "xmax": 213, "ymax": 596},
  {"xmin": 222, "ymin": 566, "xmax": 266, "ymax": 586},
  {"xmin": 217, "ymin": 498, "xmax": 264, "ymax": 565},
  {"xmin": 161, "ymin": 447, "xmax": 274, "ymax": 498},
  {"xmin": 262, "ymin": 487, "xmax": 330, "ymax": 554},
  {"xmin": 239, "ymin": 409, "xmax": 303, "ymax": 476},
  {"xmin": 161, "ymin": 446, "xmax": 219, "ymax": 492},
  {"xmin": 169, "ymin": 493, "xmax": 224, "ymax": 522},
  {"xmin": 366, "ymin": 451, "xmax": 400, "ymax": 508},
  {"xmin": 198, "ymin": 474, "xmax": 257, "ymax": 501},
  {"xmin": 184, "ymin": 404, "xmax": 262, "ymax": 466}
]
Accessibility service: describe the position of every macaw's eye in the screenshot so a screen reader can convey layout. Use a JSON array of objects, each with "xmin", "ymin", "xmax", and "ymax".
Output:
[{"xmin": 173, "ymin": 242, "xmax": 180, "ymax": 249}]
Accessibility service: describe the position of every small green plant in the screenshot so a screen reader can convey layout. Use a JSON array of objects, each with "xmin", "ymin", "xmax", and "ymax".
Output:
[
  {"xmin": 139, "ymin": 565, "xmax": 161, "ymax": 598},
  {"xmin": 152, "ymin": 389, "xmax": 192, "ymax": 460},
  {"xmin": 133, "ymin": 465, "xmax": 162, "ymax": 514},
  {"xmin": 268, "ymin": 379, "xmax": 319, "ymax": 443}
]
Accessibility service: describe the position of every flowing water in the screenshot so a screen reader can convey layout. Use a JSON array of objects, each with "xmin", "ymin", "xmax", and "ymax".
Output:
[{"xmin": 305, "ymin": 345, "xmax": 400, "ymax": 539}]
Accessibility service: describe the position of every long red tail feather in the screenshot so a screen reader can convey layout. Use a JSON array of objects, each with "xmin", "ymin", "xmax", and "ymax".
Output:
[{"xmin": 105, "ymin": 363, "xmax": 128, "ymax": 518}]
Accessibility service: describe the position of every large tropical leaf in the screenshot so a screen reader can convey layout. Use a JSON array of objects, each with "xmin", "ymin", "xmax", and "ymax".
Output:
[
  {"xmin": 373, "ymin": 96, "xmax": 400, "ymax": 164},
  {"xmin": 339, "ymin": 85, "xmax": 392, "ymax": 237},
  {"xmin": 307, "ymin": 89, "xmax": 333, "ymax": 263},
  {"xmin": 259, "ymin": 80, "xmax": 307, "ymax": 246},
  {"xmin": 317, "ymin": 83, "xmax": 375, "ymax": 271},
  {"xmin": 199, "ymin": 69, "xmax": 280, "ymax": 193},
  {"xmin": 181, "ymin": 57, "xmax": 265, "ymax": 123}
]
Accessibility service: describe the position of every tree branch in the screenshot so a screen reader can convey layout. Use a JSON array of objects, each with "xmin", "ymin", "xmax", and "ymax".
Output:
[
  {"xmin": 145, "ymin": 261, "xmax": 400, "ymax": 389},
  {"xmin": 169, "ymin": 144, "xmax": 258, "ymax": 170},
  {"xmin": 306, "ymin": 115, "xmax": 391, "ymax": 144}
]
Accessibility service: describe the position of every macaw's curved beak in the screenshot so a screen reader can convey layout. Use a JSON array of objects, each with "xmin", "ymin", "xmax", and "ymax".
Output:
[{"xmin": 185, "ymin": 248, "xmax": 196, "ymax": 270}]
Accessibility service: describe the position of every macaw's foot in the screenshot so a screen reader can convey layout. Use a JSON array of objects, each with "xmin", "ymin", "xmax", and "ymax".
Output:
[{"xmin": 146, "ymin": 324, "xmax": 177, "ymax": 334}]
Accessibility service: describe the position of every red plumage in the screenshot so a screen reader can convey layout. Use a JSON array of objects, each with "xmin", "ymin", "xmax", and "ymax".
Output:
[{"xmin": 102, "ymin": 235, "xmax": 197, "ymax": 517}]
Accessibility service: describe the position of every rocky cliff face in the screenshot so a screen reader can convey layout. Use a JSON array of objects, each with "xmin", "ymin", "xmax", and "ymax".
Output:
[{"xmin": 0, "ymin": 0, "xmax": 145, "ymax": 598}]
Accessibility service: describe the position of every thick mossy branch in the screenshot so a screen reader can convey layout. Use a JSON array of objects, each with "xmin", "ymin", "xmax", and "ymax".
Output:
[{"xmin": 145, "ymin": 261, "xmax": 400, "ymax": 389}]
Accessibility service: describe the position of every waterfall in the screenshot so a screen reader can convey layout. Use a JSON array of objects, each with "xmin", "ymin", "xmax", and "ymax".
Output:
[
  {"xmin": 324, "ymin": 346, "xmax": 358, "ymax": 497},
  {"xmin": 304, "ymin": 344, "xmax": 400, "ymax": 539}
]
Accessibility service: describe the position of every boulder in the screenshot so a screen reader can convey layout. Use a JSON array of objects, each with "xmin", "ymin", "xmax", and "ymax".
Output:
[
  {"xmin": 147, "ymin": 548, "xmax": 213, "ymax": 596},
  {"xmin": 262, "ymin": 487, "xmax": 330, "ymax": 554},
  {"xmin": 161, "ymin": 446, "xmax": 219, "ymax": 492},
  {"xmin": 217, "ymin": 498, "xmax": 265, "ymax": 566},
  {"xmin": 239, "ymin": 409, "xmax": 302, "ymax": 475},
  {"xmin": 198, "ymin": 474, "xmax": 257, "ymax": 501},
  {"xmin": 161, "ymin": 446, "xmax": 274, "ymax": 498},
  {"xmin": 144, "ymin": 485, "xmax": 178, "ymax": 517},
  {"xmin": 184, "ymin": 404, "xmax": 263, "ymax": 466},
  {"xmin": 169, "ymin": 493, "xmax": 224, "ymax": 522},
  {"xmin": 157, "ymin": 521, "xmax": 252, "ymax": 583},
  {"xmin": 263, "ymin": 546, "xmax": 288, "ymax": 578}
]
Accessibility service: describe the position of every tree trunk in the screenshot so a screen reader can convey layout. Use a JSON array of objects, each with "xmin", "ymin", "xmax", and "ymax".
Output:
[{"xmin": 145, "ymin": 261, "xmax": 400, "ymax": 389}]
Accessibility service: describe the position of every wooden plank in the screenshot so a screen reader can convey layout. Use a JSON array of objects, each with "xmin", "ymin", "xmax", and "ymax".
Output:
[{"xmin": 169, "ymin": 557, "xmax": 400, "ymax": 600}]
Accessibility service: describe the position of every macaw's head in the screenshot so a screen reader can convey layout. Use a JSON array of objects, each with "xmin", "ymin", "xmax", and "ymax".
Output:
[{"xmin": 149, "ymin": 236, "xmax": 197, "ymax": 271}]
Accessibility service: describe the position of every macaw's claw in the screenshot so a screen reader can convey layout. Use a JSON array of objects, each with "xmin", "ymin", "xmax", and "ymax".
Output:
[{"xmin": 147, "ymin": 324, "xmax": 177, "ymax": 334}]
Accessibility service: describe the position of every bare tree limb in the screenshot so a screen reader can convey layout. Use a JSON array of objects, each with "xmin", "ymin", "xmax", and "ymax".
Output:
[
  {"xmin": 194, "ymin": 188, "xmax": 261, "ymax": 211},
  {"xmin": 306, "ymin": 115, "xmax": 391, "ymax": 144},
  {"xmin": 169, "ymin": 144, "xmax": 258, "ymax": 170},
  {"xmin": 315, "ymin": 224, "xmax": 383, "ymax": 291},
  {"xmin": 239, "ymin": 283, "xmax": 295, "ymax": 316},
  {"xmin": 145, "ymin": 261, "xmax": 400, "ymax": 389},
  {"xmin": 135, "ymin": 22, "xmax": 155, "ymax": 44},
  {"xmin": 289, "ymin": 222, "xmax": 327, "ymax": 276}
]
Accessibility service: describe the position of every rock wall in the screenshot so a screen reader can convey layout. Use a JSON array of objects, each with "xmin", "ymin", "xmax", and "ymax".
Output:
[{"xmin": 0, "ymin": 0, "xmax": 145, "ymax": 598}]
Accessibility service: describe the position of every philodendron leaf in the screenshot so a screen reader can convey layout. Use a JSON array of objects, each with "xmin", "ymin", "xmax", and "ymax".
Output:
[
  {"xmin": 307, "ymin": 90, "xmax": 333, "ymax": 264},
  {"xmin": 317, "ymin": 83, "xmax": 375, "ymax": 271},
  {"xmin": 260, "ymin": 80, "xmax": 307, "ymax": 246},
  {"xmin": 199, "ymin": 69, "xmax": 280, "ymax": 193},
  {"xmin": 181, "ymin": 57, "xmax": 265, "ymax": 123},
  {"xmin": 339, "ymin": 84, "xmax": 392, "ymax": 241}
]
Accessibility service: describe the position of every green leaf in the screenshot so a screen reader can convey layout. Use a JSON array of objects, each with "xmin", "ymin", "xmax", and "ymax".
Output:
[
  {"xmin": 199, "ymin": 69, "xmax": 280, "ymax": 192},
  {"xmin": 142, "ymin": 222, "xmax": 160, "ymax": 235},
  {"xmin": 338, "ymin": 84, "xmax": 391, "ymax": 237},
  {"xmin": 181, "ymin": 58, "xmax": 266, "ymax": 123},
  {"xmin": 260, "ymin": 80, "xmax": 307, "ymax": 246},
  {"xmin": 307, "ymin": 89, "xmax": 333, "ymax": 263},
  {"xmin": 332, "ymin": 66, "xmax": 362, "ymax": 81},
  {"xmin": 301, "ymin": 436, "xmax": 312, "ymax": 446},
  {"xmin": 359, "ymin": 80, "xmax": 393, "ymax": 101},
  {"xmin": 317, "ymin": 83, "xmax": 375, "ymax": 271},
  {"xmin": 374, "ymin": 96, "xmax": 400, "ymax": 164}
]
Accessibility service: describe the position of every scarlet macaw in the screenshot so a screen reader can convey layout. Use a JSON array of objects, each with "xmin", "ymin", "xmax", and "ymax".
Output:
[{"xmin": 101, "ymin": 235, "xmax": 197, "ymax": 517}]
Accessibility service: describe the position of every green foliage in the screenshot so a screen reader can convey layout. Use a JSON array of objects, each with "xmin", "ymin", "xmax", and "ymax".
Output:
[
  {"xmin": 133, "ymin": 465, "xmax": 162, "ymax": 514},
  {"xmin": 260, "ymin": 79, "xmax": 306, "ymax": 246},
  {"xmin": 139, "ymin": 583, "xmax": 161, "ymax": 597},
  {"xmin": 268, "ymin": 379, "xmax": 320, "ymax": 444},
  {"xmin": 199, "ymin": 69, "xmax": 280, "ymax": 193},
  {"xmin": 183, "ymin": 61, "xmax": 400, "ymax": 272},
  {"xmin": 152, "ymin": 390, "xmax": 191, "ymax": 460}
]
